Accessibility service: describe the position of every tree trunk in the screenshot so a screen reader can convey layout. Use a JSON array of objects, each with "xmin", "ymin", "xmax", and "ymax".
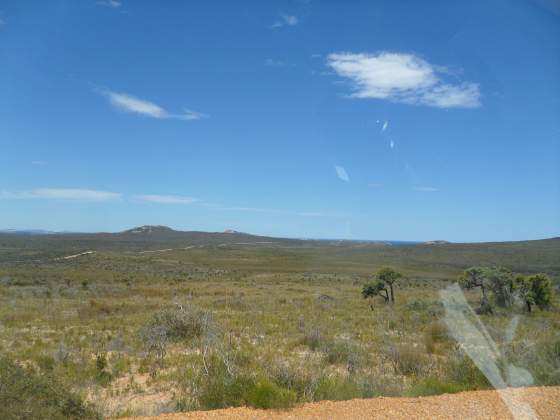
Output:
[
  {"xmin": 526, "ymin": 300, "xmax": 532, "ymax": 312},
  {"xmin": 381, "ymin": 289, "xmax": 389, "ymax": 303},
  {"xmin": 389, "ymin": 282, "xmax": 395, "ymax": 303}
]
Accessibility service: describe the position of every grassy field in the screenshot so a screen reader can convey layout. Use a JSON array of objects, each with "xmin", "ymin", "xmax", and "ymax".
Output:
[{"xmin": 1, "ymin": 232, "xmax": 559, "ymax": 417}]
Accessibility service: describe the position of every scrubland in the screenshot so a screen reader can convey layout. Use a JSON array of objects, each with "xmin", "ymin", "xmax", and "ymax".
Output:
[{"xmin": 0, "ymin": 239, "xmax": 559, "ymax": 418}]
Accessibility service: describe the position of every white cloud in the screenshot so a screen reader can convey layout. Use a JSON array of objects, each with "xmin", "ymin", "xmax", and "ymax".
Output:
[
  {"xmin": 382, "ymin": 121, "xmax": 388, "ymax": 132},
  {"xmin": 335, "ymin": 165, "xmax": 350, "ymax": 182},
  {"xmin": 271, "ymin": 14, "xmax": 299, "ymax": 28},
  {"xmin": 97, "ymin": 0, "xmax": 121, "ymax": 8},
  {"xmin": 1, "ymin": 188, "xmax": 121, "ymax": 201},
  {"xmin": 327, "ymin": 52, "xmax": 481, "ymax": 109},
  {"xmin": 134, "ymin": 194, "xmax": 198, "ymax": 204},
  {"xmin": 413, "ymin": 186, "xmax": 438, "ymax": 192},
  {"xmin": 390, "ymin": 139, "xmax": 395, "ymax": 149},
  {"xmin": 101, "ymin": 89, "xmax": 208, "ymax": 121},
  {"xmin": 181, "ymin": 109, "xmax": 208, "ymax": 120}
]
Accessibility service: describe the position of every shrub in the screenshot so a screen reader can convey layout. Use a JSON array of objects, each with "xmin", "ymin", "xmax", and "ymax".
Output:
[
  {"xmin": 443, "ymin": 351, "xmax": 491, "ymax": 389},
  {"xmin": 387, "ymin": 345, "xmax": 430, "ymax": 377},
  {"xmin": 0, "ymin": 356, "xmax": 100, "ymax": 420},
  {"xmin": 192, "ymin": 350, "xmax": 254, "ymax": 410},
  {"xmin": 36, "ymin": 354, "xmax": 56, "ymax": 372},
  {"xmin": 146, "ymin": 303, "xmax": 212, "ymax": 342},
  {"xmin": 314, "ymin": 375, "xmax": 361, "ymax": 401},
  {"xmin": 140, "ymin": 303, "xmax": 212, "ymax": 366},
  {"xmin": 269, "ymin": 360, "xmax": 320, "ymax": 402},
  {"xmin": 424, "ymin": 321, "xmax": 450, "ymax": 353},
  {"xmin": 510, "ymin": 335, "xmax": 560, "ymax": 386},
  {"xmin": 197, "ymin": 372, "xmax": 255, "ymax": 410},
  {"xmin": 302, "ymin": 328, "xmax": 323, "ymax": 351},
  {"xmin": 322, "ymin": 339, "xmax": 361, "ymax": 372},
  {"xmin": 247, "ymin": 381, "xmax": 297, "ymax": 409}
]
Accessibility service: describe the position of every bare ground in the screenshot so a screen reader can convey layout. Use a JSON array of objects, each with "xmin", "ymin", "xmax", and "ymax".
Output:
[{"xmin": 127, "ymin": 386, "xmax": 560, "ymax": 419}]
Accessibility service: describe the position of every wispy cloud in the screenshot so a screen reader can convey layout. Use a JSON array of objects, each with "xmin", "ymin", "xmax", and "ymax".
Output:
[
  {"xmin": 96, "ymin": 0, "xmax": 121, "ymax": 8},
  {"xmin": 134, "ymin": 194, "xmax": 198, "ymax": 204},
  {"xmin": 382, "ymin": 120, "xmax": 389, "ymax": 132},
  {"xmin": 390, "ymin": 139, "xmax": 395, "ymax": 149},
  {"xmin": 335, "ymin": 165, "xmax": 350, "ymax": 182},
  {"xmin": 1, "ymin": 188, "xmax": 121, "ymax": 201},
  {"xmin": 100, "ymin": 89, "xmax": 208, "ymax": 121},
  {"xmin": 327, "ymin": 52, "xmax": 481, "ymax": 108},
  {"xmin": 31, "ymin": 160, "xmax": 48, "ymax": 166},
  {"xmin": 181, "ymin": 109, "xmax": 209, "ymax": 120},
  {"xmin": 413, "ymin": 186, "xmax": 439, "ymax": 192},
  {"xmin": 271, "ymin": 14, "xmax": 299, "ymax": 28}
]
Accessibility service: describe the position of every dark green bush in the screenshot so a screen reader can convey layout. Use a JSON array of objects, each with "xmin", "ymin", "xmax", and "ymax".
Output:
[
  {"xmin": 0, "ymin": 356, "xmax": 100, "ymax": 420},
  {"xmin": 193, "ymin": 352, "xmax": 255, "ymax": 409},
  {"xmin": 247, "ymin": 381, "xmax": 297, "ymax": 409},
  {"xmin": 314, "ymin": 376, "xmax": 361, "ymax": 401}
]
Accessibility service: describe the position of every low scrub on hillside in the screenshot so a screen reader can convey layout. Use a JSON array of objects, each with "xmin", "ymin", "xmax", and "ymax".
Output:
[{"xmin": 0, "ymin": 356, "xmax": 100, "ymax": 420}]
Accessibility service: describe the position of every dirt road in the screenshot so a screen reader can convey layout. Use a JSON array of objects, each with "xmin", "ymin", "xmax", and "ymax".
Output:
[{"xmin": 129, "ymin": 386, "xmax": 559, "ymax": 419}]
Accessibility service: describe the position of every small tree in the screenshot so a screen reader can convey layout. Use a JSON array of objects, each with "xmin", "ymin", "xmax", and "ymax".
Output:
[
  {"xmin": 459, "ymin": 266, "xmax": 493, "ymax": 314},
  {"xmin": 460, "ymin": 267, "xmax": 488, "ymax": 299},
  {"xmin": 461, "ymin": 267, "xmax": 514, "ymax": 308},
  {"xmin": 375, "ymin": 267, "xmax": 402, "ymax": 303},
  {"xmin": 362, "ymin": 280, "xmax": 389, "ymax": 310},
  {"xmin": 514, "ymin": 275, "xmax": 534, "ymax": 312},
  {"xmin": 527, "ymin": 274, "xmax": 553, "ymax": 309},
  {"xmin": 486, "ymin": 267, "xmax": 514, "ymax": 308}
]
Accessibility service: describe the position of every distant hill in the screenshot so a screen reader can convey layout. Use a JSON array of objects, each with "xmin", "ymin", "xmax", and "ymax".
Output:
[
  {"xmin": 0, "ymin": 228, "xmax": 559, "ymax": 279},
  {"xmin": 424, "ymin": 240, "xmax": 451, "ymax": 245},
  {"xmin": 122, "ymin": 225, "xmax": 175, "ymax": 235}
]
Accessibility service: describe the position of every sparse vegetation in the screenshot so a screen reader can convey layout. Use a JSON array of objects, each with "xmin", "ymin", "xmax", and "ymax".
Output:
[
  {"xmin": 0, "ymin": 356, "xmax": 100, "ymax": 420},
  {"xmin": 0, "ymin": 233, "xmax": 558, "ymax": 416}
]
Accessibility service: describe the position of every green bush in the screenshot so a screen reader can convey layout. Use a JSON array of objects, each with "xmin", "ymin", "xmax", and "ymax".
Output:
[
  {"xmin": 511, "ymin": 335, "xmax": 560, "ymax": 386},
  {"xmin": 269, "ymin": 360, "xmax": 320, "ymax": 402},
  {"xmin": 443, "ymin": 351, "xmax": 491, "ymax": 389},
  {"xmin": 424, "ymin": 321, "xmax": 451, "ymax": 353},
  {"xmin": 302, "ymin": 328, "xmax": 323, "ymax": 351},
  {"xmin": 247, "ymin": 381, "xmax": 297, "ymax": 409},
  {"xmin": 321, "ymin": 339, "xmax": 361, "ymax": 373},
  {"xmin": 314, "ymin": 376, "xmax": 361, "ymax": 401},
  {"xmin": 0, "ymin": 356, "xmax": 100, "ymax": 420},
  {"xmin": 193, "ymin": 352, "xmax": 255, "ymax": 410},
  {"xmin": 145, "ymin": 303, "xmax": 212, "ymax": 342},
  {"xmin": 387, "ymin": 345, "xmax": 430, "ymax": 377}
]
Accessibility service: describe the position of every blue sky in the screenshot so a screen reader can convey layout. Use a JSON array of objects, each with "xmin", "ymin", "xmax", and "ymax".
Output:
[{"xmin": 1, "ymin": 0, "xmax": 559, "ymax": 242}]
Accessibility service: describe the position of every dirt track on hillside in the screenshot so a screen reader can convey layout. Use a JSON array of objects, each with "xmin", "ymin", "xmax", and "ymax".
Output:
[{"xmin": 129, "ymin": 386, "xmax": 560, "ymax": 419}]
